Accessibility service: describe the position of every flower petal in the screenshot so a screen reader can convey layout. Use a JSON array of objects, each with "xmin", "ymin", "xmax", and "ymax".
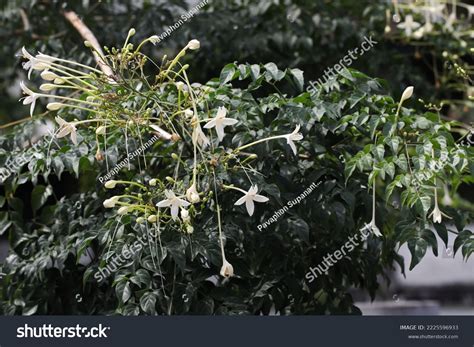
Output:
[
  {"xmin": 234, "ymin": 195, "xmax": 247, "ymax": 206},
  {"xmin": 245, "ymin": 199, "xmax": 255, "ymax": 216}
]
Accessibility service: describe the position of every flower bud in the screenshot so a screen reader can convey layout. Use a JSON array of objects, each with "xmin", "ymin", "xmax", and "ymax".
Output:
[
  {"xmin": 128, "ymin": 28, "xmax": 136, "ymax": 37},
  {"xmin": 175, "ymin": 82, "xmax": 185, "ymax": 91},
  {"xmin": 149, "ymin": 35, "xmax": 160, "ymax": 45},
  {"xmin": 117, "ymin": 206, "xmax": 129, "ymax": 215},
  {"xmin": 187, "ymin": 39, "xmax": 200, "ymax": 50},
  {"xmin": 149, "ymin": 178, "xmax": 157, "ymax": 186},
  {"xmin": 181, "ymin": 209, "xmax": 190, "ymax": 223},
  {"xmin": 96, "ymin": 126, "xmax": 106, "ymax": 135},
  {"xmin": 171, "ymin": 153, "xmax": 179, "ymax": 160},
  {"xmin": 186, "ymin": 184, "xmax": 200, "ymax": 203},
  {"xmin": 46, "ymin": 102, "xmax": 64, "ymax": 111},
  {"xmin": 103, "ymin": 199, "xmax": 115, "ymax": 208},
  {"xmin": 136, "ymin": 217, "xmax": 145, "ymax": 223},
  {"xmin": 400, "ymin": 86, "xmax": 414, "ymax": 103},
  {"xmin": 105, "ymin": 180, "xmax": 117, "ymax": 189},
  {"xmin": 184, "ymin": 109, "xmax": 193, "ymax": 118},
  {"xmin": 147, "ymin": 215, "xmax": 157, "ymax": 223},
  {"xmin": 41, "ymin": 70, "xmax": 58, "ymax": 81},
  {"xmin": 54, "ymin": 78, "xmax": 65, "ymax": 85},
  {"xmin": 40, "ymin": 83, "xmax": 57, "ymax": 91},
  {"xmin": 186, "ymin": 225, "xmax": 194, "ymax": 234}
]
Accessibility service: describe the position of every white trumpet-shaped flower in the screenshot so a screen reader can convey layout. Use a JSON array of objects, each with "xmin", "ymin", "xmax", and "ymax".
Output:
[
  {"xmin": 192, "ymin": 121, "xmax": 210, "ymax": 148},
  {"xmin": 284, "ymin": 125, "xmax": 304, "ymax": 155},
  {"xmin": 220, "ymin": 258, "xmax": 234, "ymax": 278},
  {"xmin": 204, "ymin": 106, "xmax": 238, "ymax": 142},
  {"xmin": 397, "ymin": 15, "xmax": 421, "ymax": 36},
  {"xmin": 366, "ymin": 180, "xmax": 382, "ymax": 237},
  {"xmin": 234, "ymin": 185, "xmax": 269, "ymax": 216},
  {"xmin": 156, "ymin": 190, "xmax": 190, "ymax": 220},
  {"xmin": 19, "ymin": 81, "xmax": 39, "ymax": 117},
  {"xmin": 21, "ymin": 47, "xmax": 55, "ymax": 78},
  {"xmin": 55, "ymin": 116, "xmax": 78, "ymax": 145}
]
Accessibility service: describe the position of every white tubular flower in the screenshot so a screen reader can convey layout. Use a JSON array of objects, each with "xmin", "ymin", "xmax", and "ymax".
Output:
[
  {"xmin": 40, "ymin": 70, "xmax": 59, "ymax": 81},
  {"xmin": 284, "ymin": 125, "xmax": 304, "ymax": 155},
  {"xmin": 156, "ymin": 190, "xmax": 191, "ymax": 220},
  {"xmin": 429, "ymin": 204, "xmax": 443, "ymax": 224},
  {"xmin": 234, "ymin": 185, "xmax": 269, "ymax": 217},
  {"xmin": 367, "ymin": 180, "xmax": 382, "ymax": 237},
  {"xmin": 186, "ymin": 39, "xmax": 200, "ymax": 50},
  {"xmin": 47, "ymin": 102, "xmax": 64, "ymax": 111},
  {"xmin": 149, "ymin": 35, "xmax": 160, "ymax": 45},
  {"xmin": 186, "ymin": 184, "xmax": 200, "ymax": 203},
  {"xmin": 203, "ymin": 106, "xmax": 238, "ymax": 142},
  {"xmin": 397, "ymin": 15, "xmax": 420, "ymax": 36},
  {"xmin": 104, "ymin": 180, "xmax": 117, "ymax": 189},
  {"xmin": 20, "ymin": 81, "xmax": 39, "ymax": 117},
  {"xmin": 192, "ymin": 121, "xmax": 210, "ymax": 148},
  {"xmin": 220, "ymin": 259, "xmax": 234, "ymax": 278},
  {"xmin": 400, "ymin": 86, "xmax": 414, "ymax": 103},
  {"xmin": 55, "ymin": 116, "xmax": 78, "ymax": 145}
]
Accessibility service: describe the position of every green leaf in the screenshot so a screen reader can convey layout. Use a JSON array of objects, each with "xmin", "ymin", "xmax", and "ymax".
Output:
[
  {"xmin": 140, "ymin": 292, "xmax": 157, "ymax": 314},
  {"xmin": 408, "ymin": 237, "xmax": 428, "ymax": 270},
  {"xmin": 31, "ymin": 185, "xmax": 53, "ymax": 212},
  {"xmin": 219, "ymin": 64, "xmax": 236, "ymax": 85},
  {"xmin": 290, "ymin": 68, "xmax": 304, "ymax": 91}
]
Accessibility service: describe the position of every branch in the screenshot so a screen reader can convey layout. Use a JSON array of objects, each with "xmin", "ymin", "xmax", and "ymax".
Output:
[{"xmin": 62, "ymin": 10, "xmax": 114, "ymax": 77}]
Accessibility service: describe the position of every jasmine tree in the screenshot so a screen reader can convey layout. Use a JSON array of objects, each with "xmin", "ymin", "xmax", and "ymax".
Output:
[{"xmin": 0, "ymin": 29, "xmax": 472, "ymax": 315}]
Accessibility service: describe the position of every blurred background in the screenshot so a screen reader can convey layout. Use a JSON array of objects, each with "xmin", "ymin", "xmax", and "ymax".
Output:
[{"xmin": 0, "ymin": 0, "xmax": 473, "ymax": 315}]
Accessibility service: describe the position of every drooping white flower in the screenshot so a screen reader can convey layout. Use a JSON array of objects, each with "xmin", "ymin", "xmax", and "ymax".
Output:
[
  {"xmin": 203, "ymin": 106, "xmax": 238, "ymax": 142},
  {"xmin": 366, "ymin": 180, "xmax": 382, "ymax": 237},
  {"xmin": 234, "ymin": 185, "xmax": 269, "ymax": 216},
  {"xmin": 187, "ymin": 39, "xmax": 200, "ymax": 50},
  {"xmin": 186, "ymin": 183, "xmax": 200, "ymax": 203},
  {"xmin": 429, "ymin": 196, "xmax": 451, "ymax": 224},
  {"xmin": 21, "ymin": 47, "xmax": 55, "ymax": 78},
  {"xmin": 55, "ymin": 116, "xmax": 78, "ymax": 145},
  {"xmin": 397, "ymin": 15, "xmax": 421, "ymax": 36},
  {"xmin": 156, "ymin": 190, "xmax": 191, "ymax": 220},
  {"xmin": 284, "ymin": 125, "xmax": 304, "ymax": 155},
  {"xmin": 19, "ymin": 81, "xmax": 39, "ymax": 117},
  {"xmin": 220, "ymin": 258, "xmax": 234, "ymax": 278},
  {"xmin": 192, "ymin": 121, "xmax": 210, "ymax": 148}
]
